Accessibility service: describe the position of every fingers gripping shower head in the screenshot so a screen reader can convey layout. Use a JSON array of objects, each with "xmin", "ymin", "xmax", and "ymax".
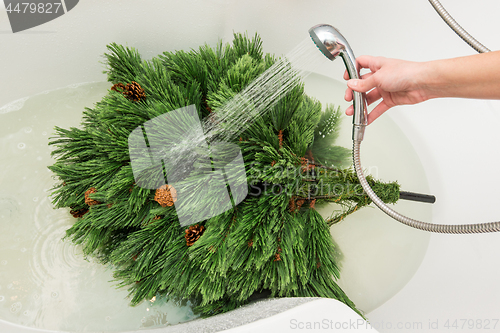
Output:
[{"xmin": 309, "ymin": 24, "xmax": 368, "ymax": 141}]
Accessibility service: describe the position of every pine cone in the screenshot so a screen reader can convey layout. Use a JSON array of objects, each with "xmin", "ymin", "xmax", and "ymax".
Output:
[
  {"xmin": 85, "ymin": 187, "xmax": 100, "ymax": 206},
  {"xmin": 278, "ymin": 129, "xmax": 284, "ymax": 149},
  {"xmin": 273, "ymin": 247, "xmax": 282, "ymax": 261},
  {"xmin": 111, "ymin": 82, "xmax": 126, "ymax": 93},
  {"xmin": 296, "ymin": 199, "xmax": 305, "ymax": 210},
  {"xmin": 154, "ymin": 185, "xmax": 177, "ymax": 207},
  {"xmin": 111, "ymin": 81, "xmax": 146, "ymax": 102},
  {"xmin": 300, "ymin": 157, "xmax": 314, "ymax": 173},
  {"xmin": 125, "ymin": 81, "xmax": 146, "ymax": 102},
  {"xmin": 309, "ymin": 198, "xmax": 316, "ymax": 209},
  {"xmin": 185, "ymin": 224, "xmax": 205, "ymax": 246},
  {"xmin": 70, "ymin": 208, "xmax": 89, "ymax": 218}
]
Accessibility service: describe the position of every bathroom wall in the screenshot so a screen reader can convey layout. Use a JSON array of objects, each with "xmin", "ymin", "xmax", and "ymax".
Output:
[{"xmin": 2, "ymin": 1, "xmax": 500, "ymax": 332}]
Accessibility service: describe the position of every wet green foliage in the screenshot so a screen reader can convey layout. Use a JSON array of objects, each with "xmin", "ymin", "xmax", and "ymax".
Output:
[{"xmin": 48, "ymin": 33, "xmax": 399, "ymax": 318}]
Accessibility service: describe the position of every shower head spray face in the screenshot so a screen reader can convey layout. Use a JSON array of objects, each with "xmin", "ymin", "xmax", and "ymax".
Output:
[
  {"xmin": 308, "ymin": 24, "xmax": 348, "ymax": 60},
  {"xmin": 309, "ymin": 24, "xmax": 368, "ymax": 141}
]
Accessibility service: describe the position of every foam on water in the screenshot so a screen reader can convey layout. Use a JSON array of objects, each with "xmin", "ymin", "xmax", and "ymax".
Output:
[{"xmin": 0, "ymin": 97, "xmax": 29, "ymax": 114}]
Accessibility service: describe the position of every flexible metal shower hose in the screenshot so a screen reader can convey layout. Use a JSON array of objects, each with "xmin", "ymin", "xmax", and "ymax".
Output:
[
  {"xmin": 428, "ymin": 0, "xmax": 490, "ymax": 53},
  {"xmin": 352, "ymin": 1, "xmax": 500, "ymax": 233},
  {"xmin": 353, "ymin": 142, "xmax": 500, "ymax": 233}
]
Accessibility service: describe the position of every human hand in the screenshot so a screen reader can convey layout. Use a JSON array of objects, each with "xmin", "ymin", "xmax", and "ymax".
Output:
[{"xmin": 344, "ymin": 56, "xmax": 431, "ymax": 124}]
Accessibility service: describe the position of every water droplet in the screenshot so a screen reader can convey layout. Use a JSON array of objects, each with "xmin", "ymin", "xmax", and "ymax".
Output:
[
  {"xmin": 20, "ymin": 248, "xmax": 27, "ymax": 253},
  {"xmin": 33, "ymin": 293, "xmax": 39, "ymax": 300},
  {"xmin": 10, "ymin": 302, "xmax": 22, "ymax": 313},
  {"xmin": 23, "ymin": 311, "xmax": 29, "ymax": 316},
  {"xmin": 51, "ymin": 291, "xmax": 58, "ymax": 298},
  {"xmin": 0, "ymin": 296, "xmax": 4, "ymax": 302},
  {"xmin": 36, "ymin": 156, "xmax": 42, "ymax": 161},
  {"xmin": 1, "ymin": 260, "xmax": 7, "ymax": 265},
  {"xmin": 140, "ymin": 318, "xmax": 146, "ymax": 323},
  {"xmin": 17, "ymin": 143, "xmax": 26, "ymax": 149},
  {"xmin": 23, "ymin": 127, "xmax": 32, "ymax": 133},
  {"xmin": 105, "ymin": 316, "xmax": 111, "ymax": 321},
  {"xmin": 33, "ymin": 197, "xmax": 38, "ymax": 202},
  {"xmin": 42, "ymin": 132, "xmax": 47, "ymax": 136}
]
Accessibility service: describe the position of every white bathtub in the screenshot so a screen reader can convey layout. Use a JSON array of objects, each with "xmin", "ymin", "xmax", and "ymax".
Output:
[{"xmin": 1, "ymin": 1, "xmax": 500, "ymax": 332}]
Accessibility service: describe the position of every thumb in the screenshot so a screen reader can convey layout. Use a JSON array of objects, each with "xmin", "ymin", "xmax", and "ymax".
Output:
[{"xmin": 347, "ymin": 76, "xmax": 376, "ymax": 93}]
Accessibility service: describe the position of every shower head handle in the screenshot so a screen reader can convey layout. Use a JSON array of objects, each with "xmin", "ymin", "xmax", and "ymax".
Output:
[{"xmin": 309, "ymin": 24, "xmax": 368, "ymax": 141}]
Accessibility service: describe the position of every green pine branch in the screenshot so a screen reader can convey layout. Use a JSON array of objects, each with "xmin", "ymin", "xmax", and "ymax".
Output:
[{"xmin": 47, "ymin": 32, "xmax": 401, "ymax": 319}]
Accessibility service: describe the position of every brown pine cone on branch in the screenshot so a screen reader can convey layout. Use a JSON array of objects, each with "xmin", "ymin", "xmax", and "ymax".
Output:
[
  {"xmin": 154, "ymin": 185, "xmax": 177, "ymax": 207},
  {"xmin": 69, "ymin": 207, "xmax": 89, "ymax": 218},
  {"xmin": 125, "ymin": 81, "xmax": 146, "ymax": 102},
  {"xmin": 185, "ymin": 224, "xmax": 205, "ymax": 247},
  {"xmin": 111, "ymin": 83, "xmax": 126, "ymax": 93},
  {"xmin": 84, "ymin": 187, "xmax": 100, "ymax": 206},
  {"xmin": 111, "ymin": 81, "xmax": 146, "ymax": 102}
]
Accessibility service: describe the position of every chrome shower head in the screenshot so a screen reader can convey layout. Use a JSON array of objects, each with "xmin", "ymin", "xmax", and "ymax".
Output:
[
  {"xmin": 308, "ymin": 24, "xmax": 348, "ymax": 61},
  {"xmin": 309, "ymin": 24, "xmax": 368, "ymax": 141}
]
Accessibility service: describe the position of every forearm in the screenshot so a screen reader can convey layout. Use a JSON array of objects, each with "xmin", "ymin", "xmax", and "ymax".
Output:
[{"xmin": 423, "ymin": 50, "xmax": 500, "ymax": 100}]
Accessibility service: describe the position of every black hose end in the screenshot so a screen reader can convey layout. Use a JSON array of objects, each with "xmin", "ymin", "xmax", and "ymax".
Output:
[{"xmin": 399, "ymin": 191, "xmax": 436, "ymax": 204}]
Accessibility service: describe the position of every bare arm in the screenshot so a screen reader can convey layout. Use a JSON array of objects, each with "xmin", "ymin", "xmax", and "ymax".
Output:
[{"xmin": 344, "ymin": 51, "xmax": 500, "ymax": 124}]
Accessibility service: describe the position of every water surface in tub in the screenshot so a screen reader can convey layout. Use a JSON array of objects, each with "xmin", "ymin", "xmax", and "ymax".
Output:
[
  {"xmin": 0, "ymin": 76, "xmax": 431, "ymax": 331},
  {"xmin": 0, "ymin": 82, "xmax": 197, "ymax": 332}
]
